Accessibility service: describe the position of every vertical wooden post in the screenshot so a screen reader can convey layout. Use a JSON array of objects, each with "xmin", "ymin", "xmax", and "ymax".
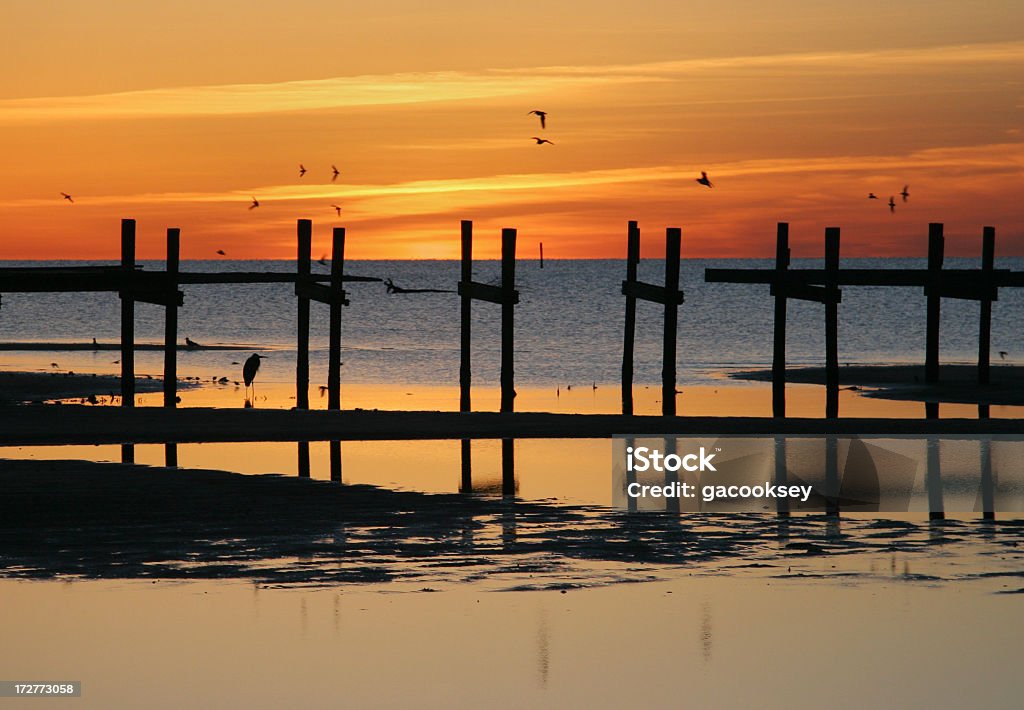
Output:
[
  {"xmin": 164, "ymin": 227, "xmax": 180, "ymax": 468},
  {"xmin": 622, "ymin": 221, "xmax": 640, "ymax": 415},
  {"xmin": 926, "ymin": 436, "xmax": 944, "ymax": 520},
  {"xmin": 825, "ymin": 435, "xmax": 839, "ymax": 516},
  {"xmin": 296, "ymin": 219, "xmax": 312, "ymax": 410},
  {"xmin": 502, "ymin": 438, "xmax": 515, "ymax": 496},
  {"xmin": 978, "ymin": 226, "xmax": 995, "ymax": 385},
  {"xmin": 925, "ymin": 223, "xmax": 944, "ymax": 384},
  {"xmin": 329, "ymin": 227, "xmax": 345, "ymax": 483},
  {"xmin": 460, "ymin": 220, "xmax": 473, "ymax": 413},
  {"xmin": 500, "ymin": 228, "xmax": 517, "ymax": 413},
  {"xmin": 662, "ymin": 228, "xmax": 681, "ymax": 417},
  {"xmin": 824, "ymin": 227, "xmax": 840, "ymax": 419},
  {"xmin": 980, "ymin": 436, "xmax": 995, "ymax": 521},
  {"xmin": 772, "ymin": 223, "xmax": 790, "ymax": 418},
  {"xmin": 539, "ymin": 242, "xmax": 544, "ymax": 269},
  {"xmin": 120, "ymin": 218, "xmax": 136, "ymax": 464},
  {"xmin": 328, "ymin": 228, "xmax": 345, "ymax": 410},
  {"xmin": 774, "ymin": 436, "xmax": 789, "ymax": 518},
  {"xmin": 460, "ymin": 439, "xmax": 472, "ymax": 493},
  {"xmin": 296, "ymin": 219, "xmax": 312, "ymax": 479}
]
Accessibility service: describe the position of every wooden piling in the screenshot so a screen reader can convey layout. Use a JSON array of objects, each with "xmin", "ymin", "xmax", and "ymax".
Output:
[
  {"xmin": 460, "ymin": 439, "xmax": 472, "ymax": 493},
  {"xmin": 662, "ymin": 228, "xmax": 681, "ymax": 417},
  {"xmin": 329, "ymin": 228, "xmax": 346, "ymax": 482},
  {"xmin": 296, "ymin": 219, "xmax": 312, "ymax": 410},
  {"xmin": 328, "ymin": 228, "xmax": 345, "ymax": 410},
  {"xmin": 925, "ymin": 223, "xmax": 944, "ymax": 384},
  {"xmin": 926, "ymin": 436, "xmax": 944, "ymax": 520},
  {"xmin": 621, "ymin": 221, "xmax": 640, "ymax": 415},
  {"xmin": 771, "ymin": 223, "xmax": 790, "ymax": 418},
  {"xmin": 824, "ymin": 227, "xmax": 840, "ymax": 419},
  {"xmin": 459, "ymin": 221, "xmax": 473, "ymax": 412},
  {"xmin": 539, "ymin": 242, "xmax": 544, "ymax": 269},
  {"xmin": 980, "ymin": 436, "xmax": 995, "ymax": 521},
  {"xmin": 296, "ymin": 220, "xmax": 312, "ymax": 479},
  {"xmin": 773, "ymin": 436, "xmax": 789, "ymax": 518},
  {"xmin": 500, "ymin": 228, "xmax": 517, "ymax": 413},
  {"xmin": 502, "ymin": 438, "xmax": 515, "ymax": 496},
  {"xmin": 120, "ymin": 219, "xmax": 136, "ymax": 464},
  {"xmin": 164, "ymin": 227, "xmax": 180, "ymax": 468},
  {"xmin": 979, "ymin": 226, "xmax": 995, "ymax": 385}
]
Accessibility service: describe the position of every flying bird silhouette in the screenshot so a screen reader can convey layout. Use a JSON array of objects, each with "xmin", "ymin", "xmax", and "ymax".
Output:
[
  {"xmin": 332, "ymin": 204, "xmax": 342, "ymax": 216},
  {"xmin": 318, "ymin": 254, "xmax": 328, "ymax": 266},
  {"xmin": 60, "ymin": 192, "xmax": 74, "ymax": 203},
  {"xmin": 901, "ymin": 185, "xmax": 910, "ymax": 202},
  {"xmin": 299, "ymin": 164, "xmax": 307, "ymax": 177},
  {"xmin": 531, "ymin": 137, "xmax": 554, "ymax": 145},
  {"xmin": 888, "ymin": 196, "xmax": 896, "ymax": 213},
  {"xmin": 696, "ymin": 171, "xmax": 714, "ymax": 188},
  {"xmin": 249, "ymin": 197, "xmax": 260, "ymax": 210},
  {"xmin": 527, "ymin": 110, "xmax": 547, "ymax": 129},
  {"xmin": 999, "ymin": 351, "xmax": 1008, "ymax": 360},
  {"xmin": 216, "ymin": 249, "xmax": 226, "ymax": 256},
  {"xmin": 868, "ymin": 193, "xmax": 879, "ymax": 200},
  {"xmin": 331, "ymin": 165, "xmax": 340, "ymax": 181}
]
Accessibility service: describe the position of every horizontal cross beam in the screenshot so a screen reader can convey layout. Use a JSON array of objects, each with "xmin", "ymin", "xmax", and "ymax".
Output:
[
  {"xmin": 457, "ymin": 280, "xmax": 519, "ymax": 305},
  {"xmin": 621, "ymin": 279, "xmax": 685, "ymax": 305},
  {"xmin": 769, "ymin": 283, "xmax": 841, "ymax": 304},
  {"xmin": 706, "ymin": 267, "xmax": 1016, "ymax": 288},
  {"xmin": 295, "ymin": 281, "xmax": 349, "ymax": 306}
]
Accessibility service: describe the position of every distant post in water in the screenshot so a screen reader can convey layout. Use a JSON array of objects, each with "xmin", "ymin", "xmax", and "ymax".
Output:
[
  {"xmin": 164, "ymin": 227, "xmax": 180, "ymax": 468},
  {"xmin": 824, "ymin": 227, "xmax": 840, "ymax": 419},
  {"xmin": 539, "ymin": 242, "xmax": 544, "ymax": 269},
  {"xmin": 120, "ymin": 218, "xmax": 136, "ymax": 464},
  {"xmin": 771, "ymin": 223, "xmax": 790, "ymax": 418}
]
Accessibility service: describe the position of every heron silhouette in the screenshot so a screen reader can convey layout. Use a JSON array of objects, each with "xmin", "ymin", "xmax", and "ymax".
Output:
[
  {"xmin": 528, "ymin": 110, "xmax": 547, "ymax": 129},
  {"xmin": 531, "ymin": 137, "xmax": 554, "ymax": 145},
  {"xmin": 243, "ymin": 354, "xmax": 266, "ymax": 402},
  {"xmin": 696, "ymin": 171, "xmax": 713, "ymax": 188},
  {"xmin": 60, "ymin": 192, "xmax": 74, "ymax": 203}
]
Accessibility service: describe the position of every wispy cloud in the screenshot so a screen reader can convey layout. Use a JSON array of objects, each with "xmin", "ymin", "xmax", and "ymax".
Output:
[
  {"xmin": 4, "ymin": 142, "xmax": 1019, "ymax": 211},
  {"xmin": 2, "ymin": 41, "xmax": 1021, "ymax": 124}
]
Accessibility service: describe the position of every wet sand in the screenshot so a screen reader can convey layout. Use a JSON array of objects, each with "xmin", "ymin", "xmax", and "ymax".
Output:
[
  {"xmin": 0, "ymin": 371, "xmax": 196, "ymax": 406},
  {"xmin": 731, "ymin": 364, "xmax": 1024, "ymax": 405},
  {"xmin": 2, "ymin": 458, "xmax": 1022, "ymax": 589}
]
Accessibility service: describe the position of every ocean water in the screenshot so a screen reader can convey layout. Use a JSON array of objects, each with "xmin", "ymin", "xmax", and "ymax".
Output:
[{"xmin": 1, "ymin": 258, "xmax": 1022, "ymax": 388}]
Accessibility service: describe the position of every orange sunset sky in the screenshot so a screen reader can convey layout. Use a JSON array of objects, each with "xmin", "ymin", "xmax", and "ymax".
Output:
[{"xmin": 1, "ymin": 1, "xmax": 1023, "ymax": 259}]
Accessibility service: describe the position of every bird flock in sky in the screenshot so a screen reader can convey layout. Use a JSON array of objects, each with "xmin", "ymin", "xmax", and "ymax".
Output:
[
  {"xmin": 868, "ymin": 185, "xmax": 911, "ymax": 213},
  {"xmin": 57, "ymin": 110, "xmax": 915, "ymax": 236}
]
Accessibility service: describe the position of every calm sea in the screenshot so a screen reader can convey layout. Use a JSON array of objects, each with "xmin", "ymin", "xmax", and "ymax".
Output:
[{"xmin": 1, "ymin": 258, "xmax": 1021, "ymax": 387}]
